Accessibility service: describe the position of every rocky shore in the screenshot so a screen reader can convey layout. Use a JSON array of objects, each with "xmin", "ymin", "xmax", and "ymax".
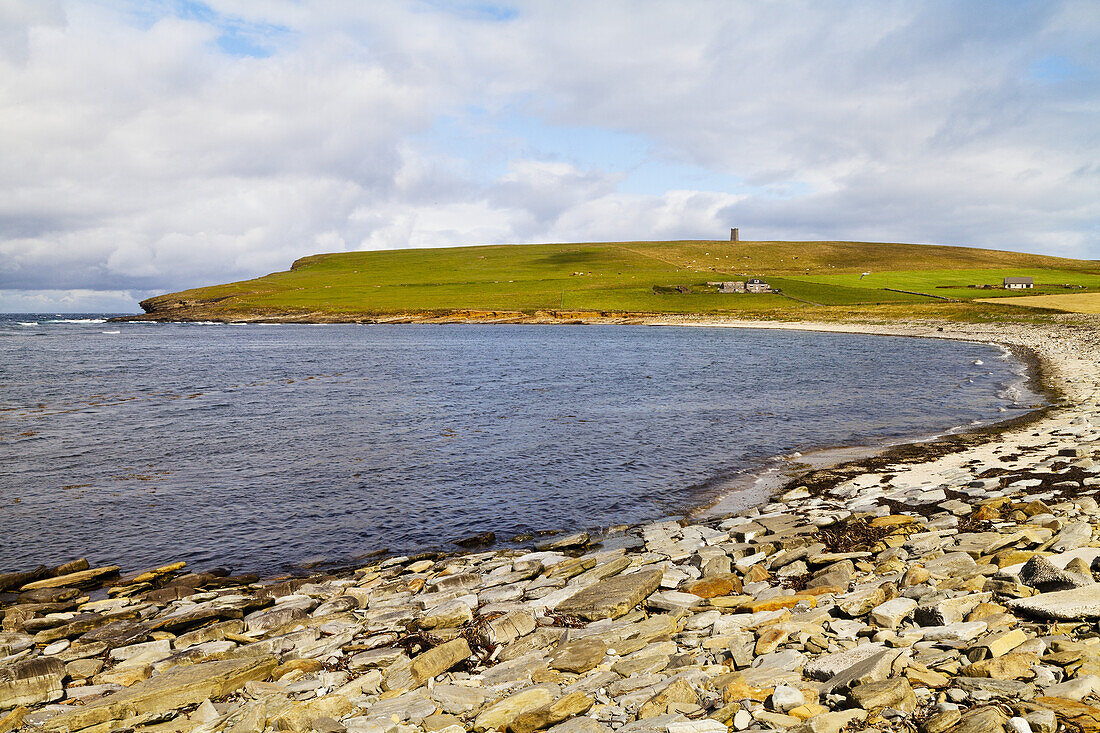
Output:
[{"xmin": 4, "ymin": 318, "xmax": 1100, "ymax": 733}]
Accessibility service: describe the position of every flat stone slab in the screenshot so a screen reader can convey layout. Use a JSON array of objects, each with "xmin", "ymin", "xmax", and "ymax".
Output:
[
  {"xmin": 20, "ymin": 566, "xmax": 120, "ymax": 592},
  {"xmin": 820, "ymin": 648, "xmax": 906, "ymax": 695},
  {"xmin": 1009, "ymin": 586, "xmax": 1100, "ymax": 620},
  {"xmin": 40, "ymin": 656, "xmax": 277, "ymax": 732},
  {"xmin": 0, "ymin": 658, "xmax": 65, "ymax": 711},
  {"xmin": 803, "ymin": 643, "xmax": 888, "ymax": 681},
  {"xmin": 555, "ymin": 567, "xmax": 663, "ymax": 621}
]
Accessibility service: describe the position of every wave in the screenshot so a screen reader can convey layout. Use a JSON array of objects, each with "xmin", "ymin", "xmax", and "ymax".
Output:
[
  {"xmin": 999, "ymin": 382, "xmax": 1023, "ymax": 405},
  {"xmin": 43, "ymin": 318, "xmax": 107, "ymax": 324},
  {"xmin": 101, "ymin": 330, "xmax": 121, "ymax": 334}
]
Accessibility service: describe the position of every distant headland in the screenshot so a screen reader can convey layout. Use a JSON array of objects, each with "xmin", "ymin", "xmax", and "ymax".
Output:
[{"xmin": 112, "ymin": 240, "xmax": 1100, "ymax": 324}]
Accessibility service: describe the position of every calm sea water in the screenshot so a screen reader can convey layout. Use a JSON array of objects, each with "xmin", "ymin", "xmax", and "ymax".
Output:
[{"xmin": 0, "ymin": 314, "xmax": 1039, "ymax": 575}]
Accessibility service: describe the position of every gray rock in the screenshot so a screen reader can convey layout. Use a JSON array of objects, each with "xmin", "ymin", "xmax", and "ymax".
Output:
[
  {"xmin": 803, "ymin": 643, "xmax": 888, "ymax": 681},
  {"xmin": 1009, "ymin": 585, "xmax": 1100, "ymax": 620},
  {"xmin": 538, "ymin": 532, "xmax": 591, "ymax": 551},
  {"xmin": 820, "ymin": 648, "xmax": 907, "ymax": 695},
  {"xmin": 919, "ymin": 622, "xmax": 988, "ymax": 642},
  {"xmin": 1039, "ymin": 673, "xmax": 1100, "ymax": 700},
  {"xmin": 834, "ymin": 587, "xmax": 885, "ymax": 617},
  {"xmin": 547, "ymin": 717, "xmax": 609, "ymax": 733},
  {"xmin": 921, "ymin": 552, "xmax": 976, "ymax": 578},
  {"xmin": 952, "ymin": 676, "xmax": 1033, "ymax": 698},
  {"xmin": 1024, "ymin": 709, "xmax": 1056, "ymax": 733},
  {"xmin": 430, "ymin": 683, "xmax": 489, "ymax": 715},
  {"xmin": 0, "ymin": 633, "xmax": 34, "ymax": 658},
  {"xmin": 1018, "ymin": 555, "xmax": 1093, "ymax": 592},
  {"xmin": 1052, "ymin": 522, "xmax": 1092, "ymax": 552},
  {"xmin": 870, "ymin": 598, "xmax": 917, "ymax": 629},
  {"xmin": 425, "ymin": 573, "xmax": 480, "ymax": 594},
  {"xmin": 915, "ymin": 593, "xmax": 991, "ymax": 626}
]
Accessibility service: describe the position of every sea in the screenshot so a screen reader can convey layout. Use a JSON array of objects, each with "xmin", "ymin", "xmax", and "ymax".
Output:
[{"xmin": 0, "ymin": 314, "xmax": 1042, "ymax": 575}]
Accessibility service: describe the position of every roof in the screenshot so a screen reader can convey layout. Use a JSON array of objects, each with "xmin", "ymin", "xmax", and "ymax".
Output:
[
  {"xmin": 747, "ymin": 278, "xmax": 767, "ymax": 283},
  {"xmin": 1003, "ymin": 276, "xmax": 1034, "ymax": 284}
]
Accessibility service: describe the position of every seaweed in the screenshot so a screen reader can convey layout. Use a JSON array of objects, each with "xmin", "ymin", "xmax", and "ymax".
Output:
[{"xmin": 814, "ymin": 517, "xmax": 896, "ymax": 553}]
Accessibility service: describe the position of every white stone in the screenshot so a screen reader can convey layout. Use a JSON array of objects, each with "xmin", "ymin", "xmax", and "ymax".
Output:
[
  {"xmin": 869, "ymin": 598, "xmax": 918, "ymax": 629},
  {"xmin": 1007, "ymin": 717, "xmax": 1033, "ymax": 733},
  {"xmin": 770, "ymin": 684, "xmax": 805, "ymax": 713}
]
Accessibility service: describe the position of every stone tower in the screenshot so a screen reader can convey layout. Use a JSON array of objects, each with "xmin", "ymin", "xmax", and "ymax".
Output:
[{"xmin": 730, "ymin": 228, "xmax": 739, "ymax": 242}]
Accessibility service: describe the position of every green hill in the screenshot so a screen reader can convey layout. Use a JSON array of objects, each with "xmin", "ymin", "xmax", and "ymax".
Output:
[{"xmin": 130, "ymin": 240, "xmax": 1100, "ymax": 322}]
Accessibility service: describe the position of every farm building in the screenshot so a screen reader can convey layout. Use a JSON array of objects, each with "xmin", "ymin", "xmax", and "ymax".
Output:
[
  {"xmin": 707, "ymin": 281, "xmax": 746, "ymax": 293},
  {"xmin": 1003, "ymin": 277, "xmax": 1034, "ymax": 289},
  {"xmin": 745, "ymin": 278, "xmax": 771, "ymax": 293}
]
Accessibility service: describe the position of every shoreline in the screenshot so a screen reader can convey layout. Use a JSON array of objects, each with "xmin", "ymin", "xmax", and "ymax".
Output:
[
  {"xmin": 4, "ymin": 316, "xmax": 1066, "ymax": 579},
  {"xmin": 4, "ymin": 316, "xmax": 1055, "ymax": 579},
  {"xmin": 5, "ymin": 317, "xmax": 1100, "ymax": 732},
  {"xmin": 688, "ymin": 322, "xmax": 1060, "ymax": 522}
]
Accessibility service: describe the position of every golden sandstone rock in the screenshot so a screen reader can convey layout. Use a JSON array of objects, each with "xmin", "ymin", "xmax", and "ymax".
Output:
[{"xmin": 683, "ymin": 573, "xmax": 743, "ymax": 598}]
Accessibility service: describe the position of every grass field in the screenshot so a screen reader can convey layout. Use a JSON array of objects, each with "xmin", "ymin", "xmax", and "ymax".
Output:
[
  {"xmin": 795, "ymin": 268, "xmax": 1100, "ymax": 300},
  {"xmin": 137, "ymin": 239, "xmax": 1100, "ymax": 321}
]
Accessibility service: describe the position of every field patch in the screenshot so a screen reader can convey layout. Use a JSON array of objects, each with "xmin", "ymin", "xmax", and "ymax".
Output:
[
  {"xmin": 794, "ymin": 268, "xmax": 1100, "ymax": 300},
  {"xmin": 977, "ymin": 292, "xmax": 1100, "ymax": 314},
  {"xmin": 767, "ymin": 277, "xmax": 928, "ymax": 305}
]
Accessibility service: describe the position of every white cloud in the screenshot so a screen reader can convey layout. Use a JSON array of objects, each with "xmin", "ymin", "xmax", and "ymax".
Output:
[
  {"xmin": 0, "ymin": 0, "xmax": 1097, "ymax": 311},
  {"xmin": 0, "ymin": 288, "xmax": 153, "ymax": 313}
]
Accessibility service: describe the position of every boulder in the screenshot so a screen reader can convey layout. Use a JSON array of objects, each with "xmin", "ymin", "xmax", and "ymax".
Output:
[
  {"xmin": 961, "ymin": 652, "xmax": 1039, "ymax": 680},
  {"xmin": 638, "ymin": 678, "xmax": 698, "ymax": 719},
  {"xmin": 1019, "ymin": 555, "xmax": 1093, "ymax": 592},
  {"xmin": 788, "ymin": 710, "xmax": 867, "ymax": 733},
  {"xmin": 418, "ymin": 600, "xmax": 474, "ymax": 630},
  {"xmin": 484, "ymin": 610, "xmax": 536, "ymax": 646}
]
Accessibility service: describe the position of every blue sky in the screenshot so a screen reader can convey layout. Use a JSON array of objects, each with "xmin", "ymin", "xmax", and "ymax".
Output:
[{"xmin": 1, "ymin": 0, "xmax": 1098, "ymax": 311}]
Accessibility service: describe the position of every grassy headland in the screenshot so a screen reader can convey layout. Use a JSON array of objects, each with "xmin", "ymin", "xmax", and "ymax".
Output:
[{"xmin": 122, "ymin": 240, "xmax": 1100, "ymax": 323}]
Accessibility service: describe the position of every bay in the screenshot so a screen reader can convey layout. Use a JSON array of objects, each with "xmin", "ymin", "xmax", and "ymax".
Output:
[{"xmin": 0, "ymin": 315, "xmax": 1039, "ymax": 574}]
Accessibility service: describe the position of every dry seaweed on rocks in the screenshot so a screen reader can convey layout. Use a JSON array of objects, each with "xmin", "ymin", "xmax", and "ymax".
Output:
[{"xmin": 813, "ymin": 516, "xmax": 897, "ymax": 553}]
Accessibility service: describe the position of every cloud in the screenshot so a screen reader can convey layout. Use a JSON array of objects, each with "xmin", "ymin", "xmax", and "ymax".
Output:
[{"xmin": 1, "ymin": 1, "xmax": 1097, "ymax": 311}]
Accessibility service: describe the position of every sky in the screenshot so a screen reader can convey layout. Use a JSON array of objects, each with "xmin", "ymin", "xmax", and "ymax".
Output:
[{"xmin": 1, "ymin": 1, "xmax": 1098, "ymax": 312}]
